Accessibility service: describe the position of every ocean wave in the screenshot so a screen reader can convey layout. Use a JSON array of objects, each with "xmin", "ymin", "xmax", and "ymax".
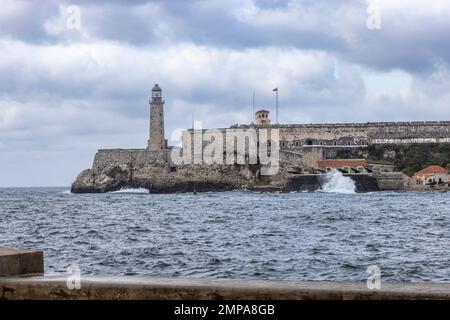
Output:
[
  {"xmin": 110, "ymin": 188, "xmax": 149, "ymax": 194},
  {"xmin": 318, "ymin": 169, "xmax": 356, "ymax": 194}
]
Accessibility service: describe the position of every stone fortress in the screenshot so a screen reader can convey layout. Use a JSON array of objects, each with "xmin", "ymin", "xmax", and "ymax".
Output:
[{"xmin": 71, "ymin": 85, "xmax": 450, "ymax": 193}]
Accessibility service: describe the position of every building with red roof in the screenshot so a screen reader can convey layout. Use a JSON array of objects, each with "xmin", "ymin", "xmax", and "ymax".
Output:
[{"xmin": 412, "ymin": 165, "xmax": 449, "ymax": 187}]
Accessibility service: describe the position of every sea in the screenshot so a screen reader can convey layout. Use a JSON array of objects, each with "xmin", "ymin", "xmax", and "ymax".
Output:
[{"xmin": 1, "ymin": 175, "xmax": 450, "ymax": 283}]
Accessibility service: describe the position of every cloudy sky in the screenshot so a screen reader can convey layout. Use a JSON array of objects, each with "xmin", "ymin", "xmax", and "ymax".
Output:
[{"xmin": 1, "ymin": 0, "xmax": 450, "ymax": 187}]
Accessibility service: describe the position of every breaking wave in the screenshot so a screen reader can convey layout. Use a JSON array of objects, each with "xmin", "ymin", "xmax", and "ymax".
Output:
[
  {"xmin": 320, "ymin": 169, "xmax": 356, "ymax": 194},
  {"xmin": 110, "ymin": 188, "xmax": 149, "ymax": 194}
]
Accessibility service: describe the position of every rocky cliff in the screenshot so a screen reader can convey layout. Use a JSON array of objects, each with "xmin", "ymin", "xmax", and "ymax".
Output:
[
  {"xmin": 71, "ymin": 149, "xmax": 261, "ymax": 193},
  {"xmin": 71, "ymin": 148, "xmax": 385, "ymax": 193}
]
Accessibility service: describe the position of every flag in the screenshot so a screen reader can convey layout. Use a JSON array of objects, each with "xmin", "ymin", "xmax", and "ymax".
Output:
[{"xmin": 273, "ymin": 88, "xmax": 278, "ymax": 92}]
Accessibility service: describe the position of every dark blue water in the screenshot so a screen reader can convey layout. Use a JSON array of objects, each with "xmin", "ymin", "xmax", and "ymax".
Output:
[{"xmin": 1, "ymin": 187, "xmax": 450, "ymax": 282}]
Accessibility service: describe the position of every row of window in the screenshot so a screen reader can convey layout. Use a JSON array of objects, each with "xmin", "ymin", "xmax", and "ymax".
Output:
[
  {"xmin": 326, "ymin": 166, "xmax": 366, "ymax": 173},
  {"xmin": 416, "ymin": 178, "xmax": 446, "ymax": 185},
  {"xmin": 280, "ymin": 140, "xmax": 368, "ymax": 148}
]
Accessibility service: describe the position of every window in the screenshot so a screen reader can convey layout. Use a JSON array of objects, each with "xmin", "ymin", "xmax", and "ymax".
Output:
[
  {"xmin": 319, "ymin": 141, "xmax": 323, "ymax": 146},
  {"xmin": 306, "ymin": 139, "xmax": 313, "ymax": 146},
  {"xmin": 333, "ymin": 141, "xmax": 338, "ymax": 146},
  {"xmin": 170, "ymin": 166, "xmax": 177, "ymax": 172}
]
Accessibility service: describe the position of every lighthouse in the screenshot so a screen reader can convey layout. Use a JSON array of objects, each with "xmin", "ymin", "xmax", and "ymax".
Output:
[{"xmin": 148, "ymin": 84, "xmax": 166, "ymax": 150}]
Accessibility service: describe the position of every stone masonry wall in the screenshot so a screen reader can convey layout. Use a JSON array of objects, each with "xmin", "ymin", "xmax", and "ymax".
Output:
[
  {"xmin": 231, "ymin": 121, "xmax": 450, "ymax": 146},
  {"xmin": 279, "ymin": 121, "xmax": 450, "ymax": 146}
]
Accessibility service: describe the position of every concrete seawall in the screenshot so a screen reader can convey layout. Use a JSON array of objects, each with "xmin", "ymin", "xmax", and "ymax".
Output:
[
  {"xmin": 2, "ymin": 275, "xmax": 450, "ymax": 300},
  {"xmin": 3, "ymin": 249, "xmax": 450, "ymax": 300}
]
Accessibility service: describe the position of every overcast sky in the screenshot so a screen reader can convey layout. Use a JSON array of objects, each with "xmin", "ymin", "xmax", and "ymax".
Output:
[{"xmin": 1, "ymin": 0, "xmax": 450, "ymax": 187}]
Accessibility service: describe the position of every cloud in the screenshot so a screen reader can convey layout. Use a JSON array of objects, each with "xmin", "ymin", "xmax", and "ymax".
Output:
[{"xmin": 0, "ymin": 0, "xmax": 450, "ymax": 186}]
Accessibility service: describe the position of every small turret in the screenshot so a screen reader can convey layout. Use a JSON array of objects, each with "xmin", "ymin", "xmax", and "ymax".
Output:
[{"xmin": 255, "ymin": 109, "xmax": 271, "ymax": 126}]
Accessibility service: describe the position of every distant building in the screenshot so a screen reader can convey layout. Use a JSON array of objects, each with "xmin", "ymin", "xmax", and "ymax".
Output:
[
  {"xmin": 255, "ymin": 109, "xmax": 271, "ymax": 126},
  {"xmin": 412, "ymin": 165, "xmax": 449, "ymax": 186},
  {"xmin": 317, "ymin": 159, "xmax": 368, "ymax": 174}
]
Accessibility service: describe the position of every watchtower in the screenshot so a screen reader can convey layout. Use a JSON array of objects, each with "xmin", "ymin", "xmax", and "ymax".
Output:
[{"xmin": 255, "ymin": 109, "xmax": 271, "ymax": 126}]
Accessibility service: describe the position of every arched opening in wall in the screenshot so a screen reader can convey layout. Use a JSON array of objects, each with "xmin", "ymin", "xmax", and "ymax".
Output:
[
  {"xmin": 319, "ymin": 141, "xmax": 323, "ymax": 146},
  {"xmin": 306, "ymin": 139, "xmax": 313, "ymax": 146},
  {"xmin": 333, "ymin": 141, "xmax": 338, "ymax": 146}
]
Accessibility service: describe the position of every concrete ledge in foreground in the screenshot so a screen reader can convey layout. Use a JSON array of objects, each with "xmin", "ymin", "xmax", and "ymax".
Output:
[
  {"xmin": 1, "ymin": 275, "xmax": 450, "ymax": 300},
  {"xmin": 0, "ymin": 248, "xmax": 44, "ymax": 277}
]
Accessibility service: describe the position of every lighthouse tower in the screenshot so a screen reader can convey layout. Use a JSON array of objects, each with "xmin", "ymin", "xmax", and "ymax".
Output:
[{"xmin": 148, "ymin": 84, "xmax": 165, "ymax": 150}]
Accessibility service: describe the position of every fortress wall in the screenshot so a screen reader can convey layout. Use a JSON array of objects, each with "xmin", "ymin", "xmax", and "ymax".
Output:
[
  {"xmin": 189, "ymin": 121, "xmax": 450, "ymax": 148},
  {"xmin": 278, "ymin": 121, "xmax": 450, "ymax": 146},
  {"xmin": 367, "ymin": 122, "xmax": 450, "ymax": 143},
  {"xmin": 92, "ymin": 149, "xmax": 169, "ymax": 173},
  {"xmin": 280, "ymin": 126, "xmax": 369, "ymax": 146}
]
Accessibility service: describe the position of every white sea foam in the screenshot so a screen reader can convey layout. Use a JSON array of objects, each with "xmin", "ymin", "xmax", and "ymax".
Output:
[
  {"xmin": 111, "ymin": 188, "xmax": 149, "ymax": 194},
  {"xmin": 320, "ymin": 169, "xmax": 356, "ymax": 194},
  {"xmin": 61, "ymin": 190, "xmax": 72, "ymax": 194}
]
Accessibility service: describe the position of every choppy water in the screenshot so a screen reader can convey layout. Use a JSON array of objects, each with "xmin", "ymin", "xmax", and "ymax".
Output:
[{"xmin": 1, "ymin": 187, "xmax": 450, "ymax": 283}]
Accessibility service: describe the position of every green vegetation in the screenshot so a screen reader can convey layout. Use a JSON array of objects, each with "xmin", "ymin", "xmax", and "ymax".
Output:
[
  {"xmin": 333, "ymin": 143, "xmax": 450, "ymax": 176},
  {"xmin": 366, "ymin": 144, "xmax": 450, "ymax": 176}
]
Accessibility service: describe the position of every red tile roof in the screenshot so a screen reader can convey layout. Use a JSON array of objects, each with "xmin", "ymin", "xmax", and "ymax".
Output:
[{"xmin": 415, "ymin": 165, "xmax": 448, "ymax": 176}]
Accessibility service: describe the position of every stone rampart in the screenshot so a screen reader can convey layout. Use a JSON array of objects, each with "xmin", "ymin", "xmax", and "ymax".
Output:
[{"xmin": 232, "ymin": 121, "xmax": 450, "ymax": 147}]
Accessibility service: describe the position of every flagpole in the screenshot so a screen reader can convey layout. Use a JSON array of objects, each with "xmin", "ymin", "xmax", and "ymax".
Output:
[
  {"xmin": 276, "ymin": 89, "xmax": 278, "ymax": 124},
  {"xmin": 273, "ymin": 88, "xmax": 279, "ymax": 124},
  {"xmin": 252, "ymin": 91, "xmax": 255, "ymax": 123}
]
